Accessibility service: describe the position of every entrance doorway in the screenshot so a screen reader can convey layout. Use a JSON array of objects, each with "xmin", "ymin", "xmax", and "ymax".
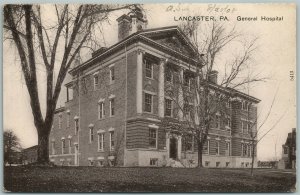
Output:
[{"xmin": 169, "ymin": 137, "xmax": 177, "ymax": 159}]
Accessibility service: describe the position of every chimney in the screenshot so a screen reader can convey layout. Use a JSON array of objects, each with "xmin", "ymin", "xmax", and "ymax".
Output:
[
  {"xmin": 116, "ymin": 7, "xmax": 147, "ymax": 41},
  {"xmin": 208, "ymin": 70, "xmax": 218, "ymax": 84}
]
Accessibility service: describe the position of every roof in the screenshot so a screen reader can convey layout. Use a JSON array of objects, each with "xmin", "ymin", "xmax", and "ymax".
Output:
[
  {"xmin": 208, "ymin": 82, "xmax": 261, "ymax": 103},
  {"xmin": 23, "ymin": 145, "xmax": 38, "ymax": 151},
  {"xmin": 69, "ymin": 26, "xmax": 201, "ymax": 75}
]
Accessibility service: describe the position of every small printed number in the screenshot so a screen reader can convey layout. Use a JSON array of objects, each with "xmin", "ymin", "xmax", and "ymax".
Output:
[{"xmin": 290, "ymin": 71, "xmax": 294, "ymax": 81}]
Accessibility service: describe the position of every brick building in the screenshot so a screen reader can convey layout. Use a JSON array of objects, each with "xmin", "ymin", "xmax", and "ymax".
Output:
[
  {"xmin": 22, "ymin": 145, "xmax": 38, "ymax": 165},
  {"xmin": 278, "ymin": 128, "xmax": 296, "ymax": 169},
  {"xmin": 49, "ymin": 10, "xmax": 260, "ymax": 167}
]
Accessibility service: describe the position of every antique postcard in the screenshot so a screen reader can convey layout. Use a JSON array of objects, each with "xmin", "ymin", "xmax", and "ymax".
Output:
[{"xmin": 3, "ymin": 3, "xmax": 296, "ymax": 192}]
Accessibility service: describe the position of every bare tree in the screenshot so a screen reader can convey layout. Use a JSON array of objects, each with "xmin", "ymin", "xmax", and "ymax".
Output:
[
  {"xmin": 247, "ymin": 88, "xmax": 287, "ymax": 176},
  {"xmin": 161, "ymin": 20, "xmax": 266, "ymax": 167},
  {"xmin": 4, "ymin": 130, "xmax": 22, "ymax": 165},
  {"xmin": 3, "ymin": 4, "xmax": 140, "ymax": 164}
]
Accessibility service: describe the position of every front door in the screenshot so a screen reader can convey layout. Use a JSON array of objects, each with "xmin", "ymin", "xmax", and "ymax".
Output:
[{"xmin": 170, "ymin": 137, "xmax": 177, "ymax": 159}]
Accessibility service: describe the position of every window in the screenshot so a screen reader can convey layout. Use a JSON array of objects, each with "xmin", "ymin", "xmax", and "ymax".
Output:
[
  {"xmin": 242, "ymin": 121, "xmax": 247, "ymax": 133},
  {"xmin": 216, "ymin": 162, "xmax": 220, "ymax": 167},
  {"xmin": 75, "ymin": 120, "xmax": 79, "ymax": 135},
  {"xmin": 215, "ymin": 141, "xmax": 220, "ymax": 155},
  {"xmin": 241, "ymin": 143, "xmax": 244, "ymax": 156},
  {"xmin": 98, "ymin": 160, "xmax": 104, "ymax": 167},
  {"xmin": 150, "ymin": 158, "xmax": 158, "ymax": 166},
  {"xmin": 144, "ymin": 93, "xmax": 152, "ymax": 113},
  {"xmin": 98, "ymin": 102, "xmax": 104, "ymax": 119},
  {"xmin": 215, "ymin": 115, "xmax": 220, "ymax": 129},
  {"xmin": 145, "ymin": 59, "xmax": 153, "ymax": 78},
  {"xmin": 203, "ymin": 140, "xmax": 210, "ymax": 154},
  {"xmin": 226, "ymin": 99, "xmax": 231, "ymax": 108},
  {"xmin": 110, "ymin": 98, "xmax": 115, "ymax": 117},
  {"xmin": 284, "ymin": 147, "xmax": 288, "ymax": 154},
  {"xmin": 110, "ymin": 66, "xmax": 115, "ymax": 83},
  {"xmin": 58, "ymin": 115, "xmax": 62, "ymax": 129},
  {"xmin": 93, "ymin": 74, "xmax": 98, "ymax": 90},
  {"xmin": 226, "ymin": 117, "xmax": 231, "ymax": 128},
  {"xmin": 89, "ymin": 127, "xmax": 94, "ymax": 142},
  {"xmin": 98, "ymin": 133, "xmax": 104, "ymax": 151},
  {"xmin": 89, "ymin": 161, "xmax": 94, "ymax": 166},
  {"xmin": 66, "ymin": 113, "xmax": 70, "ymax": 128},
  {"xmin": 184, "ymin": 74, "xmax": 189, "ymax": 86},
  {"xmin": 226, "ymin": 142, "xmax": 230, "ymax": 156},
  {"xmin": 149, "ymin": 128, "xmax": 157, "ymax": 148},
  {"xmin": 184, "ymin": 101, "xmax": 192, "ymax": 121},
  {"xmin": 165, "ymin": 68, "xmax": 173, "ymax": 83},
  {"xmin": 68, "ymin": 139, "xmax": 72, "ymax": 154},
  {"xmin": 242, "ymin": 101, "xmax": 249, "ymax": 110},
  {"xmin": 110, "ymin": 131, "xmax": 115, "ymax": 151},
  {"xmin": 184, "ymin": 134, "xmax": 193, "ymax": 151},
  {"xmin": 247, "ymin": 123, "xmax": 251, "ymax": 134},
  {"xmin": 243, "ymin": 144, "xmax": 248, "ymax": 156},
  {"xmin": 165, "ymin": 98, "xmax": 172, "ymax": 117},
  {"xmin": 67, "ymin": 87, "xmax": 73, "ymax": 101},
  {"xmin": 205, "ymin": 161, "xmax": 210, "ymax": 167},
  {"xmin": 61, "ymin": 139, "xmax": 66, "ymax": 154},
  {"xmin": 51, "ymin": 141, "xmax": 55, "ymax": 155},
  {"xmin": 226, "ymin": 162, "xmax": 230, "ymax": 167}
]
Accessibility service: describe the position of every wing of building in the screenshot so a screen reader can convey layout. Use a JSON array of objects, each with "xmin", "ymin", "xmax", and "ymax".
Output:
[{"xmin": 49, "ymin": 9, "xmax": 260, "ymax": 168}]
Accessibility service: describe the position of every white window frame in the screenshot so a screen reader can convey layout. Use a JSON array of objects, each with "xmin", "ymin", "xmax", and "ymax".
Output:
[
  {"xmin": 144, "ymin": 93, "xmax": 153, "ymax": 113},
  {"xmin": 109, "ymin": 130, "xmax": 115, "ymax": 151},
  {"xmin": 145, "ymin": 59, "xmax": 153, "ymax": 79},
  {"xmin": 93, "ymin": 73, "xmax": 99, "ymax": 91},
  {"xmin": 207, "ymin": 140, "xmax": 210, "ymax": 155},
  {"xmin": 74, "ymin": 119, "xmax": 79, "ymax": 135},
  {"xmin": 98, "ymin": 101, "xmax": 105, "ymax": 119},
  {"xmin": 67, "ymin": 86, "xmax": 73, "ymax": 101},
  {"xmin": 109, "ymin": 97, "xmax": 115, "ymax": 117},
  {"xmin": 165, "ymin": 98, "xmax": 172, "ymax": 117},
  {"xmin": 68, "ymin": 139, "xmax": 72, "ymax": 154},
  {"xmin": 109, "ymin": 65, "xmax": 115, "ymax": 84},
  {"xmin": 216, "ymin": 141, "xmax": 220, "ymax": 155},
  {"xmin": 149, "ymin": 128, "xmax": 158, "ymax": 149},
  {"xmin": 226, "ymin": 142, "xmax": 230, "ymax": 156},
  {"xmin": 89, "ymin": 127, "xmax": 94, "ymax": 143},
  {"xmin": 98, "ymin": 133, "xmax": 104, "ymax": 151},
  {"xmin": 165, "ymin": 68, "xmax": 173, "ymax": 83},
  {"xmin": 61, "ymin": 139, "xmax": 65, "ymax": 154}
]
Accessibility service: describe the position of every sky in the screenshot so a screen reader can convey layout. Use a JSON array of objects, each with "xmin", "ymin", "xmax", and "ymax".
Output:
[{"xmin": 3, "ymin": 3, "xmax": 296, "ymax": 161}]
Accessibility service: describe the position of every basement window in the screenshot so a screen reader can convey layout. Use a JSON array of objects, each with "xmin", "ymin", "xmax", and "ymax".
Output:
[
  {"xmin": 226, "ymin": 162, "xmax": 230, "ymax": 167},
  {"xmin": 150, "ymin": 158, "xmax": 158, "ymax": 166},
  {"xmin": 205, "ymin": 161, "xmax": 210, "ymax": 167}
]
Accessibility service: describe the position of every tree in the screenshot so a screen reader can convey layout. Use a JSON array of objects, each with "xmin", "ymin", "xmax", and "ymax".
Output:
[
  {"xmin": 161, "ymin": 20, "xmax": 265, "ymax": 167},
  {"xmin": 4, "ymin": 130, "xmax": 22, "ymax": 165},
  {"xmin": 3, "ymin": 4, "xmax": 140, "ymax": 164},
  {"xmin": 248, "ymin": 88, "xmax": 287, "ymax": 176}
]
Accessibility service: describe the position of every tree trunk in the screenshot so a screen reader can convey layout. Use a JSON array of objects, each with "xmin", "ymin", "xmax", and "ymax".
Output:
[
  {"xmin": 37, "ymin": 128, "xmax": 51, "ymax": 164},
  {"xmin": 197, "ymin": 140, "xmax": 203, "ymax": 167},
  {"xmin": 250, "ymin": 144, "xmax": 256, "ymax": 176}
]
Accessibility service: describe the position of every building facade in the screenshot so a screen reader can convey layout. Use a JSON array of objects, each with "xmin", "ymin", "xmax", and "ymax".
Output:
[
  {"xmin": 278, "ymin": 128, "xmax": 296, "ymax": 169},
  {"xmin": 22, "ymin": 145, "xmax": 38, "ymax": 165},
  {"xmin": 49, "ymin": 10, "xmax": 260, "ymax": 168}
]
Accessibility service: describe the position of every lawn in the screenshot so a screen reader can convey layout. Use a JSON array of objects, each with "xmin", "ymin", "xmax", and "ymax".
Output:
[{"xmin": 4, "ymin": 166, "xmax": 296, "ymax": 192}]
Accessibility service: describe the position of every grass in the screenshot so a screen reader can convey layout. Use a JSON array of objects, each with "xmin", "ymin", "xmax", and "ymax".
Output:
[{"xmin": 4, "ymin": 166, "xmax": 296, "ymax": 192}]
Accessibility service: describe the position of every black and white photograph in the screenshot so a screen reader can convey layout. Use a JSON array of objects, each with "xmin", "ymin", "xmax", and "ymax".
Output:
[{"xmin": 3, "ymin": 3, "xmax": 296, "ymax": 192}]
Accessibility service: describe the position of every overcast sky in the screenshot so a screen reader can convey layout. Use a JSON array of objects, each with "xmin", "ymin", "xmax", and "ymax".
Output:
[{"xmin": 3, "ymin": 3, "xmax": 296, "ymax": 161}]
